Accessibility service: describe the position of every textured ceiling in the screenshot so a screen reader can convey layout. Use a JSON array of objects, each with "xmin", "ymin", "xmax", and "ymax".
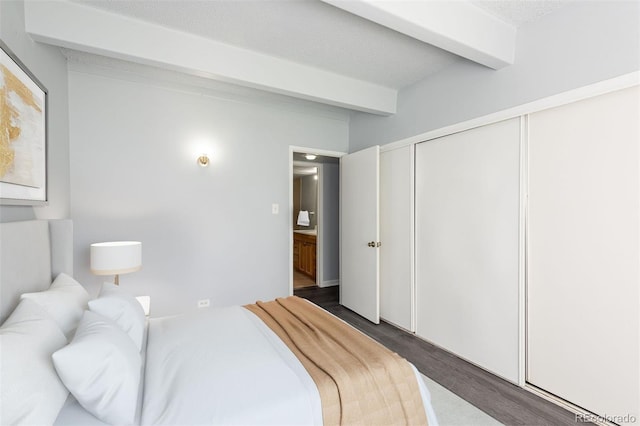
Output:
[
  {"xmin": 69, "ymin": 0, "xmax": 462, "ymax": 89},
  {"xmin": 472, "ymin": 0, "xmax": 566, "ymax": 27}
]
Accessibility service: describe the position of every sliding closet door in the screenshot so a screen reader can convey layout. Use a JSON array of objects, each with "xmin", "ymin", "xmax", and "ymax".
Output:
[
  {"xmin": 380, "ymin": 145, "xmax": 413, "ymax": 331},
  {"xmin": 415, "ymin": 118, "xmax": 521, "ymax": 383},
  {"xmin": 527, "ymin": 86, "xmax": 639, "ymax": 422}
]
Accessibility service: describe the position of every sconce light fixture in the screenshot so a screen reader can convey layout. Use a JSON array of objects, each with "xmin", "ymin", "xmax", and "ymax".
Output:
[
  {"xmin": 197, "ymin": 154, "xmax": 210, "ymax": 167},
  {"xmin": 305, "ymin": 153, "xmax": 317, "ymax": 160}
]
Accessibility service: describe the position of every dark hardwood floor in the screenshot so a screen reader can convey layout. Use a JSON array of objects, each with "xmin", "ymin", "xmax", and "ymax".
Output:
[{"xmin": 294, "ymin": 286, "xmax": 585, "ymax": 426}]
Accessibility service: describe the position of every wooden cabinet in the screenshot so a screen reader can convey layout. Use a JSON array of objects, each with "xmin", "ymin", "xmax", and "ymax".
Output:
[
  {"xmin": 293, "ymin": 239, "xmax": 300, "ymax": 268},
  {"xmin": 293, "ymin": 232, "xmax": 316, "ymax": 281}
]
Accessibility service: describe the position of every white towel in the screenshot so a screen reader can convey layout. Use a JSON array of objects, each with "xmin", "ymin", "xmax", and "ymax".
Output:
[{"xmin": 297, "ymin": 210, "xmax": 310, "ymax": 227}]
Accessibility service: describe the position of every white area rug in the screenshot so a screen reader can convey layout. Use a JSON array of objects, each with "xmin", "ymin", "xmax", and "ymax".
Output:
[{"xmin": 422, "ymin": 374, "xmax": 504, "ymax": 426}]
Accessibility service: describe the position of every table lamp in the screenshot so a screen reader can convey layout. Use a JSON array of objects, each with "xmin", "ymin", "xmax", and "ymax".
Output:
[{"xmin": 90, "ymin": 241, "xmax": 142, "ymax": 285}]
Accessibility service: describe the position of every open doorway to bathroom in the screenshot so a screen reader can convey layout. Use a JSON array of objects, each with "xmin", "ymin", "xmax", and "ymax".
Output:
[
  {"xmin": 293, "ymin": 164, "xmax": 318, "ymax": 288},
  {"xmin": 290, "ymin": 150, "xmax": 341, "ymax": 293}
]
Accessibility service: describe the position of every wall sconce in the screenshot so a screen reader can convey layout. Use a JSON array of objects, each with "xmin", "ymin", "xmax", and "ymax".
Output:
[
  {"xmin": 305, "ymin": 154, "xmax": 317, "ymax": 160},
  {"xmin": 197, "ymin": 154, "xmax": 210, "ymax": 167}
]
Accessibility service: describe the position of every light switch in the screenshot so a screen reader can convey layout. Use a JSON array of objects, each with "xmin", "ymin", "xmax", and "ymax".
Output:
[{"xmin": 272, "ymin": 203, "xmax": 279, "ymax": 214}]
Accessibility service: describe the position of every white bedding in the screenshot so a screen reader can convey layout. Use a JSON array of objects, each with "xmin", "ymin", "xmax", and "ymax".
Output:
[
  {"xmin": 142, "ymin": 307, "xmax": 323, "ymax": 425},
  {"xmin": 55, "ymin": 306, "xmax": 439, "ymax": 425},
  {"xmin": 54, "ymin": 319, "xmax": 149, "ymax": 426}
]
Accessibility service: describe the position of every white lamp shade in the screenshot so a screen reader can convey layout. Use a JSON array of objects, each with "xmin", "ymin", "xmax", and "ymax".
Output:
[{"xmin": 90, "ymin": 241, "xmax": 142, "ymax": 276}]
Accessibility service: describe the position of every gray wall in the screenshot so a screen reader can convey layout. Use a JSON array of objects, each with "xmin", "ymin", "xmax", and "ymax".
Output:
[
  {"xmin": 350, "ymin": 1, "xmax": 640, "ymax": 150},
  {"xmin": 321, "ymin": 163, "xmax": 339, "ymax": 283},
  {"xmin": 68, "ymin": 67, "xmax": 349, "ymax": 315},
  {"xmin": 299, "ymin": 175, "xmax": 317, "ymax": 229},
  {"xmin": 0, "ymin": 0, "xmax": 70, "ymax": 222}
]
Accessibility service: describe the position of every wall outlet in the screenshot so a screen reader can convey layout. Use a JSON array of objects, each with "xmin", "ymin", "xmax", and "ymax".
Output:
[
  {"xmin": 197, "ymin": 299, "xmax": 210, "ymax": 308},
  {"xmin": 272, "ymin": 203, "xmax": 279, "ymax": 214}
]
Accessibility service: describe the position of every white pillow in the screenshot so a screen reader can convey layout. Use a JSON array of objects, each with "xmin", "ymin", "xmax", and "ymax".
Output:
[
  {"xmin": 0, "ymin": 299, "xmax": 69, "ymax": 426},
  {"xmin": 52, "ymin": 310, "xmax": 141, "ymax": 425},
  {"xmin": 21, "ymin": 273, "xmax": 90, "ymax": 338},
  {"xmin": 89, "ymin": 282, "xmax": 146, "ymax": 350}
]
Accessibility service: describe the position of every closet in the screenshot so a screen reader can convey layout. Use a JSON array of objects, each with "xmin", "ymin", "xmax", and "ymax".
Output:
[
  {"xmin": 415, "ymin": 118, "xmax": 522, "ymax": 384},
  {"xmin": 375, "ymin": 81, "xmax": 638, "ymax": 422},
  {"xmin": 527, "ymin": 86, "xmax": 639, "ymax": 421},
  {"xmin": 380, "ymin": 146, "xmax": 413, "ymax": 331}
]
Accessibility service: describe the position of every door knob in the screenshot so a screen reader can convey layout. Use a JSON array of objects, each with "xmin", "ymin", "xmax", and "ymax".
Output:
[{"xmin": 367, "ymin": 241, "xmax": 375, "ymax": 247}]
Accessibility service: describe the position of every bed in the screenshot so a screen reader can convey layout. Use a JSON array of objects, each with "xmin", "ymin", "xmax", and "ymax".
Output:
[{"xmin": 0, "ymin": 219, "xmax": 438, "ymax": 425}]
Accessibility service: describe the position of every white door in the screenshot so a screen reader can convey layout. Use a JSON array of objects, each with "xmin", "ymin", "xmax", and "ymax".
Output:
[
  {"xmin": 415, "ymin": 118, "xmax": 521, "ymax": 383},
  {"xmin": 340, "ymin": 146, "xmax": 380, "ymax": 324},
  {"xmin": 527, "ymin": 86, "xmax": 639, "ymax": 422},
  {"xmin": 380, "ymin": 146, "xmax": 414, "ymax": 331}
]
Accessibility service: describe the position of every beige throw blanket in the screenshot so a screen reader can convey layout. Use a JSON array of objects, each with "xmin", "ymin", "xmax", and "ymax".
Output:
[{"xmin": 245, "ymin": 296, "xmax": 428, "ymax": 426}]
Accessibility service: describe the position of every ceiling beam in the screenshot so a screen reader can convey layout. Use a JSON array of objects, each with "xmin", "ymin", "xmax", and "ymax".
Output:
[
  {"xmin": 321, "ymin": 0, "xmax": 516, "ymax": 69},
  {"xmin": 24, "ymin": 0, "xmax": 397, "ymax": 115}
]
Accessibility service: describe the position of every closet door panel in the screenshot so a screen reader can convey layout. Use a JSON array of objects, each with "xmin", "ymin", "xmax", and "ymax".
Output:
[
  {"xmin": 415, "ymin": 118, "xmax": 521, "ymax": 383},
  {"xmin": 528, "ymin": 86, "xmax": 639, "ymax": 421},
  {"xmin": 380, "ymin": 146, "xmax": 413, "ymax": 331}
]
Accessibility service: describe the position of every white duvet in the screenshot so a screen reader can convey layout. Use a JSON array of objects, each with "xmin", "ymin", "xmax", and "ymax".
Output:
[
  {"xmin": 142, "ymin": 307, "xmax": 323, "ymax": 425},
  {"xmin": 56, "ymin": 305, "xmax": 438, "ymax": 425}
]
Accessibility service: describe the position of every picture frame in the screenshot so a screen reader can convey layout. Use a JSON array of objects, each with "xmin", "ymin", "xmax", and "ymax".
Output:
[{"xmin": 0, "ymin": 39, "xmax": 48, "ymax": 205}]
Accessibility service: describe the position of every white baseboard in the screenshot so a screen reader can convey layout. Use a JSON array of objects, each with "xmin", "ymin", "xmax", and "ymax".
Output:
[{"xmin": 319, "ymin": 279, "xmax": 339, "ymax": 288}]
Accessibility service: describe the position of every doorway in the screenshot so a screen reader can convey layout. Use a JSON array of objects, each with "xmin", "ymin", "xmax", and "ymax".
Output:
[
  {"xmin": 289, "ymin": 148, "xmax": 343, "ymax": 295},
  {"xmin": 293, "ymin": 164, "xmax": 318, "ymax": 289}
]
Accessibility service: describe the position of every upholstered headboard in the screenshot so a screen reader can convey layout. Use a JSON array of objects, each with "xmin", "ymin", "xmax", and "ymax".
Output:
[{"xmin": 0, "ymin": 219, "xmax": 73, "ymax": 323}]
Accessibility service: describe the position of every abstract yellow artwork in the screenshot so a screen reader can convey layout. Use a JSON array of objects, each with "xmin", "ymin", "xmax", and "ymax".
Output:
[{"xmin": 0, "ymin": 41, "xmax": 47, "ymax": 204}]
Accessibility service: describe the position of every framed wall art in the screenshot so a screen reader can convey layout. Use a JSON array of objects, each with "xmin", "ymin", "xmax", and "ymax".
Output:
[{"xmin": 0, "ymin": 39, "xmax": 47, "ymax": 205}]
